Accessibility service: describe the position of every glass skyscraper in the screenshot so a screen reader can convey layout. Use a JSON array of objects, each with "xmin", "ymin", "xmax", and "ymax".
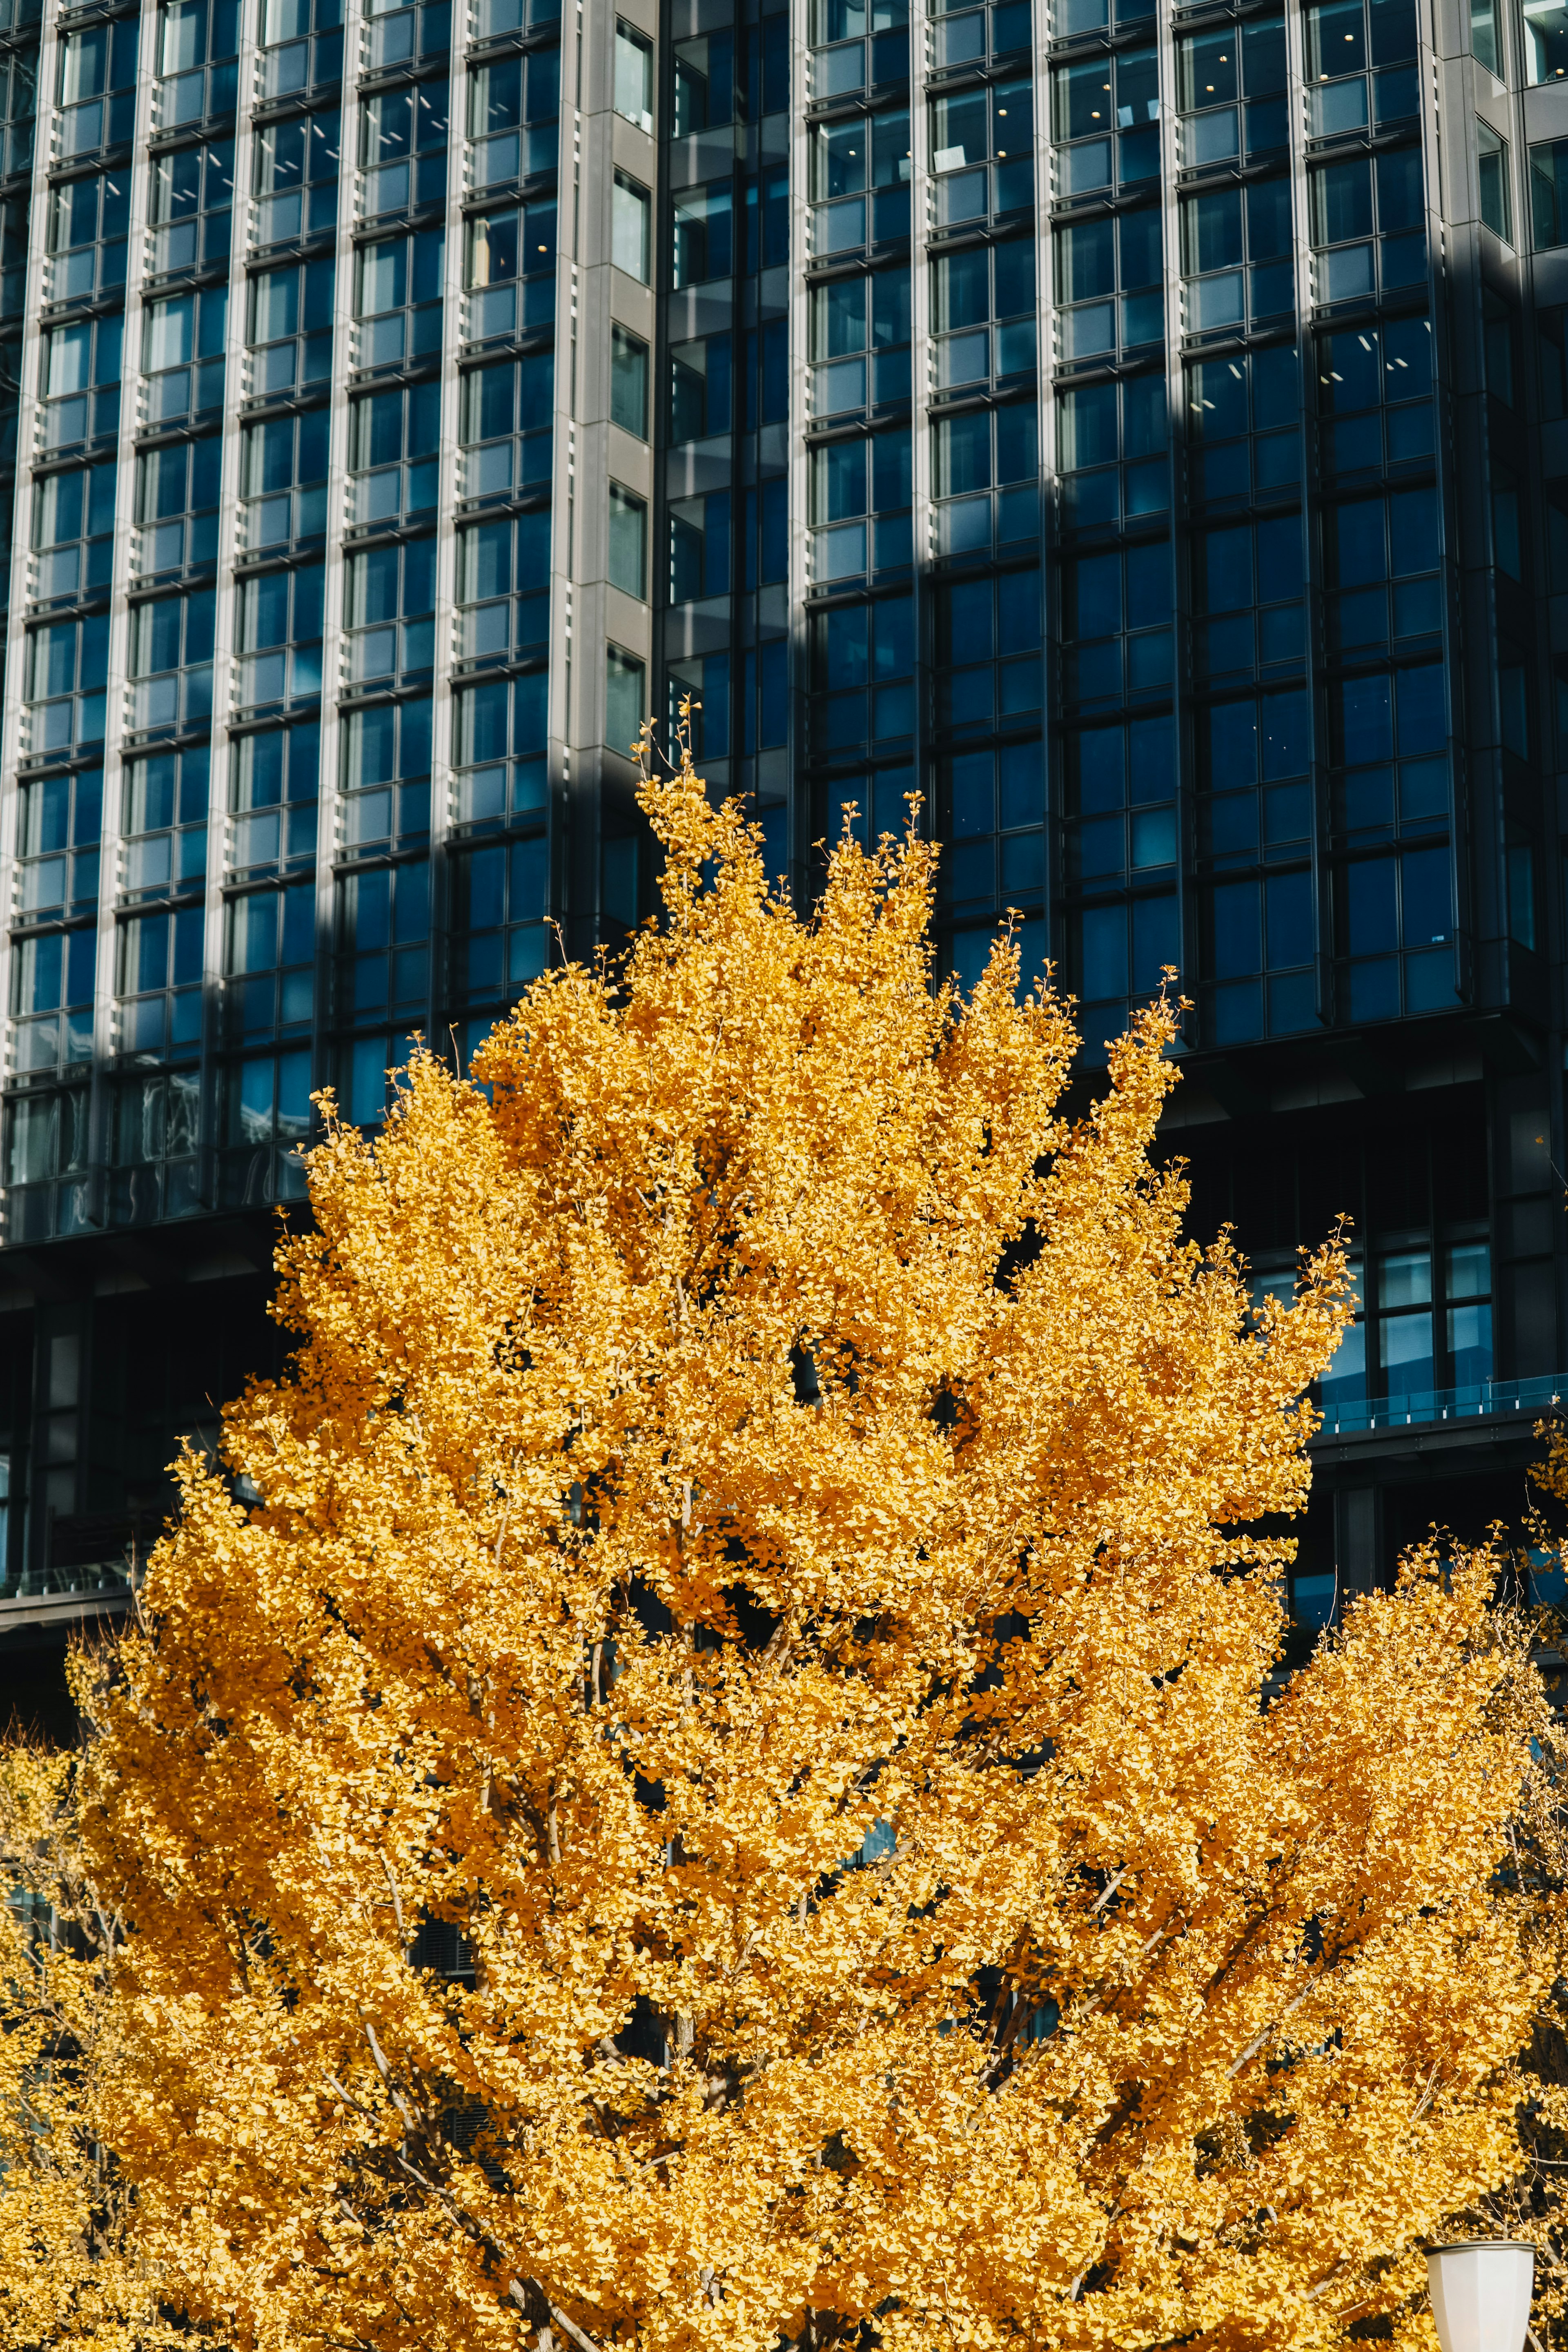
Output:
[{"xmin": 0, "ymin": 0, "xmax": 1563, "ymax": 1670}]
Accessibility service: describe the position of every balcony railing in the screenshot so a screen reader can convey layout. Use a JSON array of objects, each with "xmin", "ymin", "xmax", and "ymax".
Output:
[{"xmin": 1315, "ymin": 1375, "xmax": 1565, "ymax": 1436}]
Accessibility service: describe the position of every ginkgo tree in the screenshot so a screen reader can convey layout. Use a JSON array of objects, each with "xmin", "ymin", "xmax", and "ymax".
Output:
[{"xmin": 71, "ymin": 744, "xmax": 1555, "ymax": 2352}]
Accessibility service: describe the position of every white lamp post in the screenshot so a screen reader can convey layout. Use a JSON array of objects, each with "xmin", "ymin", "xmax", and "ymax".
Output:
[{"xmin": 1428, "ymin": 2241, "xmax": 1535, "ymax": 2352}]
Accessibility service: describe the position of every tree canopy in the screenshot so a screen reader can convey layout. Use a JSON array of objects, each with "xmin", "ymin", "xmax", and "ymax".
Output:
[{"xmin": 67, "ymin": 756, "xmax": 1550, "ymax": 2352}]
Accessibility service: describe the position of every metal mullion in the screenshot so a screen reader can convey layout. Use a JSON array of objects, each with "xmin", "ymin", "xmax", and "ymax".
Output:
[
  {"xmin": 198, "ymin": 0, "xmax": 263, "ymax": 1201},
  {"xmin": 86, "ymin": 0, "xmax": 161, "ymax": 1207},
  {"xmin": 788, "ymin": 0, "xmax": 809, "ymax": 900},
  {"xmin": 426, "ymin": 0, "xmax": 463, "ymax": 1061},
  {"xmin": 0, "ymin": 6, "xmax": 53, "ymax": 1132},
  {"xmin": 312, "ymin": 0, "xmax": 361, "ymax": 1104}
]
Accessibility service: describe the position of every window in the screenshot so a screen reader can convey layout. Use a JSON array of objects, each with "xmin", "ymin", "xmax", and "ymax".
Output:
[
  {"xmin": 607, "ymin": 645, "xmax": 647, "ymax": 753},
  {"xmin": 676, "ymin": 28, "xmax": 735, "ymax": 127},
  {"xmin": 116, "ymin": 902, "xmax": 204, "ymax": 1054},
  {"xmin": 742, "ymin": 478, "xmax": 788, "ymax": 586},
  {"xmin": 811, "ymin": 266, "xmax": 911, "ymax": 414},
  {"xmin": 931, "ymin": 80, "xmax": 1029, "ymax": 226},
  {"xmin": 156, "ymin": 0, "xmax": 239, "ymax": 129},
  {"xmin": 41, "ymin": 314, "xmax": 121, "ymax": 452},
  {"xmin": 345, "ymin": 538, "xmax": 435, "ymax": 683},
  {"xmin": 1180, "ymin": 179, "xmax": 1293, "ymax": 332},
  {"xmin": 746, "ymin": 10, "xmax": 791, "ymax": 114},
  {"xmin": 669, "ymin": 491, "xmax": 730, "ymax": 600},
  {"xmin": 932, "ymin": 239, "xmax": 1033, "ymax": 386},
  {"xmin": 1052, "ymin": 44, "xmax": 1158, "ymax": 197},
  {"xmin": 238, "ymin": 562, "xmax": 324, "ymax": 706},
  {"xmin": 810, "ymin": 427, "xmax": 913, "ymax": 581},
  {"xmin": 230, "ymin": 721, "xmax": 319, "ymax": 874},
  {"xmin": 242, "ymin": 408, "xmax": 329, "ymax": 551},
  {"xmin": 5, "ymin": 1087, "xmax": 92, "ymax": 1243},
  {"xmin": 1065, "ymin": 713, "xmax": 1176, "ymax": 893},
  {"xmin": 254, "ymin": 107, "xmax": 339, "ymax": 243},
  {"xmin": 145, "ymin": 285, "xmax": 227, "ymax": 425},
  {"xmin": 672, "ymin": 179, "xmax": 733, "ymax": 285},
  {"xmin": 1507, "ymin": 827, "xmax": 1538, "ymax": 947},
  {"xmin": 341, "ymin": 703, "xmax": 432, "ymax": 850},
  {"xmin": 1195, "ymin": 688, "xmax": 1310, "ymax": 862},
  {"xmin": 614, "ymin": 20, "xmax": 653, "ymax": 128},
  {"xmin": 810, "ymin": 0, "xmax": 906, "ymax": 98},
  {"xmin": 1483, "ymin": 289, "xmax": 1517, "ymax": 401},
  {"xmin": 1060, "ymin": 541, "xmax": 1172, "ymax": 706},
  {"xmin": 129, "ymin": 588, "xmax": 215, "ymax": 730},
  {"xmin": 136, "ymin": 434, "xmax": 220, "ymax": 576},
  {"xmin": 123, "ymin": 746, "xmax": 209, "ymax": 900},
  {"xmin": 1492, "ymin": 463, "xmax": 1522, "ymax": 578},
  {"xmin": 1478, "ymin": 119, "xmax": 1512, "ymax": 239},
  {"xmin": 465, "ymin": 198, "xmax": 555, "ymax": 337},
  {"xmin": 0, "ymin": 194, "xmax": 20, "ymax": 325},
  {"xmin": 225, "ymin": 875, "xmax": 314, "ymax": 1040},
  {"xmin": 367, "ymin": 0, "xmax": 451, "ymax": 69},
  {"xmin": 742, "ymin": 163, "xmax": 790, "ymax": 272},
  {"xmin": 937, "ymin": 743, "xmax": 1045, "ymax": 990},
  {"xmin": 1323, "ymin": 485, "xmax": 1442, "ymax": 653},
  {"xmin": 453, "ymin": 669, "xmax": 547, "ymax": 824},
  {"xmin": 1070, "ymin": 886, "xmax": 1179, "ymax": 1039},
  {"xmin": 811, "ymin": 108, "xmax": 910, "ymax": 253},
  {"xmin": 1058, "ymin": 206, "xmax": 1165, "ymax": 359},
  {"xmin": 607, "ymin": 485, "xmax": 646, "ymax": 597},
  {"xmin": 1311, "ymin": 148, "xmax": 1425, "ymax": 299},
  {"xmin": 473, "ymin": 0, "xmax": 559, "ymax": 36},
  {"xmin": 1329, "ymin": 664, "xmax": 1454, "ymax": 1017},
  {"xmin": 250, "ymin": 258, "xmax": 333, "ymax": 392},
  {"xmin": 1058, "ymin": 372, "xmax": 1170, "ymax": 529},
  {"xmin": 10, "ymin": 924, "xmax": 97, "ymax": 1072},
  {"xmin": 349, "ymin": 380, "xmax": 438, "ymax": 526},
  {"xmin": 1316, "ymin": 313, "xmax": 1434, "ymax": 476},
  {"xmin": 1185, "ymin": 345, "xmax": 1298, "ymax": 512},
  {"xmin": 932, "ymin": 406, "xmax": 1036, "ymax": 557},
  {"xmin": 0, "ymin": 51, "xmax": 36, "ymax": 181},
  {"xmin": 259, "ymin": 0, "xmax": 343, "ymax": 101},
  {"xmin": 809, "ymin": 590, "xmax": 914, "ymax": 755},
  {"xmin": 457, "ymin": 512, "xmax": 551, "ymax": 659},
  {"xmin": 1542, "ymin": 305, "xmax": 1568, "ymax": 421},
  {"xmin": 468, "ymin": 47, "xmax": 559, "ymax": 185},
  {"xmin": 14, "ymin": 768, "xmax": 102, "ymax": 920},
  {"xmin": 1532, "ymin": 138, "xmax": 1568, "ymax": 244},
  {"xmin": 361, "ymin": 82, "xmax": 446, "ymax": 217},
  {"xmin": 1524, "ymin": 0, "xmax": 1568, "ymax": 79},
  {"xmin": 612, "ymin": 170, "xmax": 650, "ymax": 279},
  {"xmin": 448, "ymin": 836, "xmax": 550, "ymax": 1028},
  {"xmin": 927, "ymin": 0, "xmax": 1023, "ymax": 78},
  {"xmin": 58, "ymin": 17, "xmax": 138, "ymax": 157},
  {"xmin": 934, "ymin": 564, "xmax": 1042, "ymax": 728},
  {"xmin": 356, "ymin": 226, "xmax": 443, "ymax": 364},
  {"xmin": 1177, "ymin": 13, "xmax": 1287, "ymax": 165},
  {"xmin": 33, "ymin": 460, "xmax": 116, "ymax": 599},
  {"xmin": 1192, "ymin": 514, "xmax": 1305, "ymax": 681},
  {"xmin": 48, "ymin": 169, "xmax": 129, "ymax": 301},
  {"xmin": 26, "ymin": 615, "xmax": 108, "ymax": 752},
  {"xmin": 667, "ymin": 652, "xmax": 730, "ymax": 758},
  {"xmin": 743, "ymin": 318, "xmax": 791, "ymax": 426},
  {"xmin": 149, "ymin": 138, "xmax": 234, "ymax": 272},
  {"xmin": 1335, "ymin": 843, "xmax": 1455, "ymax": 1018},
  {"xmin": 1303, "ymin": 0, "xmax": 1418, "ymax": 130},
  {"xmin": 670, "ymin": 333, "xmax": 731, "ymax": 441},
  {"xmin": 460, "ymin": 348, "xmax": 552, "ymax": 496},
  {"xmin": 1471, "ymin": 0, "xmax": 1499, "ymax": 71},
  {"xmin": 337, "ymin": 859, "xmax": 429, "ymax": 1038},
  {"xmin": 219, "ymin": 1047, "xmax": 311, "ymax": 1205},
  {"xmin": 611, "ymin": 325, "xmax": 648, "ymax": 435}
]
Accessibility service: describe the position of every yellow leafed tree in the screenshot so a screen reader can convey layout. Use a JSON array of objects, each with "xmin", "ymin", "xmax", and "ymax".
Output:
[
  {"xmin": 72, "ymin": 748, "xmax": 1553, "ymax": 2352},
  {"xmin": 0, "ymin": 1746, "xmax": 183, "ymax": 2352}
]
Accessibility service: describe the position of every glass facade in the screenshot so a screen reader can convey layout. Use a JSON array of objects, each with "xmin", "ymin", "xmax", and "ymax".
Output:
[{"xmin": 0, "ymin": 0, "xmax": 1564, "ymax": 1632}]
